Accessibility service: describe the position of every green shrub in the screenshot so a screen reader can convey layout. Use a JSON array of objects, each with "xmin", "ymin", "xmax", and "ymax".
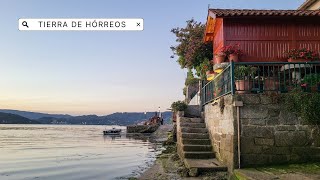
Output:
[
  {"xmin": 284, "ymin": 89, "xmax": 320, "ymax": 124},
  {"xmin": 183, "ymin": 87, "xmax": 187, "ymax": 96},
  {"xmin": 302, "ymin": 74, "xmax": 320, "ymax": 86},
  {"xmin": 185, "ymin": 70, "xmax": 199, "ymax": 86},
  {"xmin": 234, "ymin": 65, "xmax": 257, "ymax": 80},
  {"xmin": 171, "ymin": 101, "xmax": 188, "ymax": 112}
]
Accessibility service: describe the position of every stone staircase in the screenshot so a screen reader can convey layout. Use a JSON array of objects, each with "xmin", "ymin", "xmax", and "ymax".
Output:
[{"xmin": 177, "ymin": 116, "xmax": 227, "ymax": 176}]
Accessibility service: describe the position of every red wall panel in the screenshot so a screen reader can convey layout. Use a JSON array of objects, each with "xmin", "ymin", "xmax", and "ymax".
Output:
[{"xmin": 219, "ymin": 17, "xmax": 320, "ymax": 62}]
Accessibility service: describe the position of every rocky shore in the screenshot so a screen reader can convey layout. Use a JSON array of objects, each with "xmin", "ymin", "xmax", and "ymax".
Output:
[{"xmin": 136, "ymin": 124, "xmax": 227, "ymax": 180}]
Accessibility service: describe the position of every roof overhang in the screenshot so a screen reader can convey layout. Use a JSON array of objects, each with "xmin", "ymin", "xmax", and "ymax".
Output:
[
  {"xmin": 204, "ymin": 13, "xmax": 215, "ymax": 42},
  {"xmin": 208, "ymin": 9, "xmax": 320, "ymax": 17},
  {"xmin": 298, "ymin": 0, "xmax": 318, "ymax": 10},
  {"xmin": 203, "ymin": 8, "xmax": 320, "ymax": 42}
]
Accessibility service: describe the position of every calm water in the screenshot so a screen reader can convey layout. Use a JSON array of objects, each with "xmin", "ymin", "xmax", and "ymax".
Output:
[{"xmin": 0, "ymin": 124, "xmax": 162, "ymax": 180}]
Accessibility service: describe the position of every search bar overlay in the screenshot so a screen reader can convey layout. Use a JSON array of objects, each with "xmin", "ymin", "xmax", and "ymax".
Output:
[{"xmin": 19, "ymin": 18, "xmax": 144, "ymax": 31}]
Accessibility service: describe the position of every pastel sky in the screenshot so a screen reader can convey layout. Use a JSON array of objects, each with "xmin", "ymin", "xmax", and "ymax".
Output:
[{"xmin": 0, "ymin": 0, "xmax": 304, "ymax": 115}]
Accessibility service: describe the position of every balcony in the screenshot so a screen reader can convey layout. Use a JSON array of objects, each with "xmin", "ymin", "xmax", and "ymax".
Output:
[{"xmin": 201, "ymin": 61, "xmax": 320, "ymax": 106}]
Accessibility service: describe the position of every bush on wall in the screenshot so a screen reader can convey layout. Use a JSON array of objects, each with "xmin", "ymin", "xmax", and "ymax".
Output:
[
  {"xmin": 284, "ymin": 89, "xmax": 320, "ymax": 125},
  {"xmin": 171, "ymin": 101, "xmax": 188, "ymax": 112}
]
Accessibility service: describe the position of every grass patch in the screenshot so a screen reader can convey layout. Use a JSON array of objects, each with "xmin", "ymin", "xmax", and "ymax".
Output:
[
  {"xmin": 232, "ymin": 171, "xmax": 247, "ymax": 180},
  {"xmin": 256, "ymin": 162, "xmax": 320, "ymax": 174}
]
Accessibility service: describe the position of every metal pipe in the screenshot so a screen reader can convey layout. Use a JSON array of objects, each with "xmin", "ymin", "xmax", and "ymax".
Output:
[
  {"xmin": 234, "ymin": 101, "xmax": 243, "ymax": 169},
  {"xmin": 237, "ymin": 106, "xmax": 241, "ymax": 169}
]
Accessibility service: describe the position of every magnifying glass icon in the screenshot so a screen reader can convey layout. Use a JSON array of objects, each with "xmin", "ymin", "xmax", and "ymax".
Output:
[{"xmin": 22, "ymin": 21, "xmax": 29, "ymax": 28}]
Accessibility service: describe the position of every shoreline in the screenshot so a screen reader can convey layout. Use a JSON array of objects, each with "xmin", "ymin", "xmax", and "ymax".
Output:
[{"xmin": 137, "ymin": 124, "xmax": 228, "ymax": 180}]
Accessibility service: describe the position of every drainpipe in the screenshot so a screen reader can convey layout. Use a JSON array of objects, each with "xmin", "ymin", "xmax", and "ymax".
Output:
[{"xmin": 234, "ymin": 101, "xmax": 243, "ymax": 169}]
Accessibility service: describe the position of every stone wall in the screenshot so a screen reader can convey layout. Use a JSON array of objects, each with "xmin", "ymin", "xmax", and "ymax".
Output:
[
  {"xmin": 186, "ymin": 83, "xmax": 199, "ymax": 103},
  {"xmin": 185, "ymin": 105, "xmax": 201, "ymax": 117},
  {"xmin": 203, "ymin": 94, "xmax": 237, "ymax": 170},
  {"xmin": 176, "ymin": 111, "xmax": 185, "ymax": 160},
  {"xmin": 188, "ymin": 91, "xmax": 200, "ymax": 105},
  {"xmin": 203, "ymin": 93, "xmax": 320, "ymax": 169},
  {"xmin": 238, "ymin": 94, "xmax": 320, "ymax": 167}
]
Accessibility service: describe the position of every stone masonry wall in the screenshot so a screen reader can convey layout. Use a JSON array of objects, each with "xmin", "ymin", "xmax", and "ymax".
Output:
[
  {"xmin": 204, "ymin": 94, "xmax": 237, "ymax": 170},
  {"xmin": 186, "ymin": 83, "xmax": 199, "ymax": 104},
  {"xmin": 204, "ymin": 93, "xmax": 320, "ymax": 170},
  {"xmin": 176, "ymin": 111, "xmax": 185, "ymax": 160},
  {"xmin": 238, "ymin": 94, "xmax": 320, "ymax": 167}
]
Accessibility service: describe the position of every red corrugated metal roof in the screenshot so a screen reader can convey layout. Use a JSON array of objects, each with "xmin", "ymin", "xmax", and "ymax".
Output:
[{"xmin": 209, "ymin": 9, "xmax": 320, "ymax": 17}]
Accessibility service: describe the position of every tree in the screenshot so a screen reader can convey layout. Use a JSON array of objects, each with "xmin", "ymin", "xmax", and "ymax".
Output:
[
  {"xmin": 170, "ymin": 18, "xmax": 213, "ymax": 75},
  {"xmin": 185, "ymin": 69, "xmax": 199, "ymax": 86}
]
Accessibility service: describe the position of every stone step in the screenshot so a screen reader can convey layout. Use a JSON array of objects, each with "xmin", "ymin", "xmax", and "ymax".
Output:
[
  {"xmin": 184, "ymin": 158, "xmax": 228, "ymax": 177},
  {"xmin": 180, "ymin": 123, "xmax": 206, "ymax": 128},
  {"xmin": 181, "ymin": 118, "xmax": 204, "ymax": 123},
  {"xmin": 181, "ymin": 127, "xmax": 208, "ymax": 133},
  {"xmin": 182, "ymin": 133, "xmax": 209, "ymax": 139},
  {"xmin": 183, "ymin": 151, "xmax": 215, "ymax": 159},
  {"xmin": 182, "ymin": 139, "xmax": 211, "ymax": 145},
  {"xmin": 183, "ymin": 145, "xmax": 212, "ymax": 152}
]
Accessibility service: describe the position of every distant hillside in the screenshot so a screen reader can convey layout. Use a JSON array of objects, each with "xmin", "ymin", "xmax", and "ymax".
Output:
[
  {"xmin": 0, "ymin": 112, "xmax": 40, "ymax": 124},
  {"xmin": 37, "ymin": 112, "xmax": 173, "ymax": 126},
  {"xmin": 0, "ymin": 109, "xmax": 172, "ymax": 126},
  {"xmin": 0, "ymin": 109, "xmax": 72, "ymax": 120}
]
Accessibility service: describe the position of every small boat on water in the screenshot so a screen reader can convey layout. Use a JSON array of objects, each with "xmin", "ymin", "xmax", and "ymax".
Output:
[{"xmin": 103, "ymin": 128, "xmax": 122, "ymax": 135}]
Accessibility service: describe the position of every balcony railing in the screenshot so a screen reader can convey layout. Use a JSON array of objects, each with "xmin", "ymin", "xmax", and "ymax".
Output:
[
  {"xmin": 201, "ymin": 61, "xmax": 320, "ymax": 106},
  {"xmin": 201, "ymin": 63, "xmax": 232, "ymax": 105}
]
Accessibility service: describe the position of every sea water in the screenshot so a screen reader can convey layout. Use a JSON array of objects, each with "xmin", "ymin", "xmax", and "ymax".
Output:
[{"xmin": 0, "ymin": 124, "xmax": 161, "ymax": 180}]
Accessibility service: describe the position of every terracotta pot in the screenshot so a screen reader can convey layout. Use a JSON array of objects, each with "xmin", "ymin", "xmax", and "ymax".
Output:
[
  {"xmin": 206, "ymin": 71, "xmax": 216, "ymax": 81},
  {"xmin": 264, "ymin": 77, "xmax": 279, "ymax": 91},
  {"xmin": 235, "ymin": 80, "xmax": 253, "ymax": 94},
  {"xmin": 311, "ymin": 85, "xmax": 318, "ymax": 92},
  {"xmin": 288, "ymin": 58, "xmax": 311, "ymax": 63},
  {"xmin": 303, "ymin": 84, "xmax": 319, "ymax": 92},
  {"xmin": 206, "ymin": 70, "xmax": 214, "ymax": 76},
  {"xmin": 229, "ymin": 54, "xmax": 239, "ymax": 62},
  {"xmin": 214, "ymin": 55, "xmax": 226, "ymax": 64}
]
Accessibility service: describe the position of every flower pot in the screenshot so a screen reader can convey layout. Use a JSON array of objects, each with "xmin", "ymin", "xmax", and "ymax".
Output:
[
  {"xmin": 301, "ymin": 83, "xmax": 310, "ymax": 92},
  {"xmin": 214, "ymin": 55, "xmax": 226, "ymax": 64},
  {"xmin": 206, "ymin": 70, "xmax": 214, "ymax": 76},
  {"xmin": 235, "ymin": 80, "xmax": 253, "ymax": 94},
  {"xmin": 305, "ymin": 84, "xmax": 320, "ymax": 92},
  {"xmin": 264, "ymin": 77, "xmax": 279, "ymax": 91},
  {"xmin": 206, "ymin": 71, "xmax": 216, "ymax": 81},
  {"xmin": 228, "ymin": 54, "xmax": 239, "ymax": 62},
  {"xmin": 311, "ymin": 85, "xmax": 318, "ymax": 92},
  {"xmin": 288, "ymin": 58, "xmax": 311, "ymax": 63}
]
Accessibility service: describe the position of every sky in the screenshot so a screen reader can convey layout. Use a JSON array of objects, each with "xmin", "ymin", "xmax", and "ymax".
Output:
[{"xmin": 0, "ymin": 0, "xmax": 305, "ymax": 115}]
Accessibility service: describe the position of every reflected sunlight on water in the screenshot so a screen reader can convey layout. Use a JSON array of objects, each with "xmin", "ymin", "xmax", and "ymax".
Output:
[{"xmin": 0, "ymin": 124, "xmax": 162, "ymax": 180}]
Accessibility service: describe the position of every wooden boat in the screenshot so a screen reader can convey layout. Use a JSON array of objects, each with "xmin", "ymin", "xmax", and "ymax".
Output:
[{"xmin": 103, "ymin": 128, "xmax": 122, "ymax": 135}]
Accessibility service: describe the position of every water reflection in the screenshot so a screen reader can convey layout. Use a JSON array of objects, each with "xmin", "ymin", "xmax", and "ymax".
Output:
[
  {"xmin": 0, "ymin": 124, "xmax": 161, "ymax": 180},
  {"xmin": 103, "ymin": 134, "xmax": 122, "ymax": 141}
]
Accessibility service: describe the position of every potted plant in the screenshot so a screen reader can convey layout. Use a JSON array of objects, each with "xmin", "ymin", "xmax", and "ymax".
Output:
[
  {"xmin": 199, "ymin": 59, "xmax": 215, "ymax": 80},
  {"xmin": 213, "ymin": 52, "xmax": 226, "ymax": 64},
  {"xmin": 221, "ymin": 43, "xmax": 244, "ymax": 62},
  {"xmin": 262, "ymin": 67, "xmax": 279, "ymax": 91},
  {"xmin": 284, "ymin": 48, "xmax": 319, "ymax": 62},
  {"xmin": 301, "ymin": 74, "xmax": 320, "ymax": 92},
  {"xmin": 234, "ymin": 65, "xmax": 257, "ymax": 93}
]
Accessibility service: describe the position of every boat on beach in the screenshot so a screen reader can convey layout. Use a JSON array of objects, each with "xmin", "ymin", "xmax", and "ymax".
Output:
[{"xmin": 103, "ymin": 127, "xmax": 122, "ymax": 135}]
